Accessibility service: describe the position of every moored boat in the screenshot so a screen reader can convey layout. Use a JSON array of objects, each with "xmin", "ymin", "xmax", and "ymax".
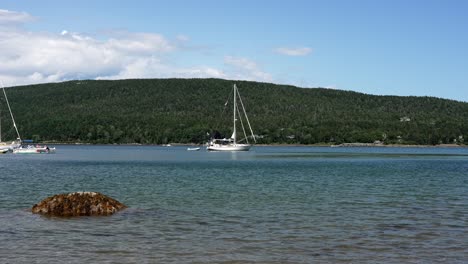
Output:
[
  {"xmin": 0, "ymin": 85, "xmax": 22, "ymax": 152},
  {"xmin": 0, "ymin": 139, "xmax": 21, "ymax": 153},
  {"xmin": 187, "ymin": 147, "xmax": 201, "ymax": 151},
  {"xmin": 207, "ymin": 138, "xmax": 251, "ymax": 151},
  {"xmin": 13, "ymin": 145, "xmax": 56, "ymax": 154},
  {"xmin": 207, "ymin": 84, "xmax": 256, "ymax": 151}
]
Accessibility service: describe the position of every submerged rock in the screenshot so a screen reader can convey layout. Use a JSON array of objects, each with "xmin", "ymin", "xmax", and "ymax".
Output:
[{"xmin": 32, "ymin": 192, "xmax": 127, "ymax": 217}]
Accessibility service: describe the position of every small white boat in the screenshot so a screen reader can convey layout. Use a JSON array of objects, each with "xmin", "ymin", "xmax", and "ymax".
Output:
[
  {"xmin": 0, "ymin": 148, "xmax": 9, "ymax": 154},
  {"xmin": 13, "ymin": 145, "xmax": 56, "ymax": 154},
  {"xmin": 187, "ymin": 147, "xmax": 201, "ymax": 151},
  {"xmin": 207, "ymin": 84, "xmax": 256, "ymax": 151}
]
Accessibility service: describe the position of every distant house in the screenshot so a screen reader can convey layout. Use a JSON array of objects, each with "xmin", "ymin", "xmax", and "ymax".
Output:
[{"xmin": 400, "ymin": 116, "xmax": 411, "ymax": 122}]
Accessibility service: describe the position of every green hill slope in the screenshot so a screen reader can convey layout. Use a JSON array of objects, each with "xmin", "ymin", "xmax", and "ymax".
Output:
[{"xmin": 1, "ymin": 78, "xmax": 467, "ymax": 145}]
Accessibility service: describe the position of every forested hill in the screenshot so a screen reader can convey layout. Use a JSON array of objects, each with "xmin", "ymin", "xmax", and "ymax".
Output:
[{"xmin": 1, "ymin": 78, "xmax": 467, "ymax": 145}]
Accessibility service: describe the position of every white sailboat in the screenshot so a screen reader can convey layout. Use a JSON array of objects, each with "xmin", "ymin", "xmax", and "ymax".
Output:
[
  {"xmin": 0, "ymin": 85, "xmax": 22, "ymax": 152},
  {"xmin": 1, "ymin": 83, "xmax": 56, "ymax": 154},
  {"xmin": 207, "ymin": 84, "xmax": 256, "ymax": 151}
]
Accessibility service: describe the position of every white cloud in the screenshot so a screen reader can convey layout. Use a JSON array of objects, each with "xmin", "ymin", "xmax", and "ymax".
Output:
[
  {"xmin": 0, "ymin": 9, "xmax": 275, "ymax": 87},
  {"xmin": 0, "ymin": 9, "xmax": 34, "ymax": 24},
  {"xmin": 105, "ymin": 31, "xmax": 175, "ymax": 54},
  {"xmin": 0, "ymin": 24, "xmax": 199, "ymax": 86},
  {"xmin": 274, "ymin": 47, "xmax": 312, "ymax": 56},
  {"xmin": 96, "ymin": 57, "xmax": 226, "ymax": 80},
  {"xmin": 224, "ymin": 56, "xmax": 273, "ymax": 82},
  {"xmin": 176, "ymin": 34, "xmax": 190, "ymax": 42}
]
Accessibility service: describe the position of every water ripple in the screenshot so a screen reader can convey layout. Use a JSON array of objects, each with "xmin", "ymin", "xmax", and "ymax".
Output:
[{"xmin": 1, "ymin": 146, "xmax": 468, "ymax": 263}]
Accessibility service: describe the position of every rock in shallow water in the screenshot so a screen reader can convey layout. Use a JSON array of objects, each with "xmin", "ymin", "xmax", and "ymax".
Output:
[{"xmin": 32, "ymin": 192, "xmax": 127, "ymax": 217}]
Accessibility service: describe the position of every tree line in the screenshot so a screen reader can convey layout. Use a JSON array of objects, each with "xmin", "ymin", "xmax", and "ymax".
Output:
[{"xmin": 0, "ymin": 78, "xmax": 467, "ymax": 145}]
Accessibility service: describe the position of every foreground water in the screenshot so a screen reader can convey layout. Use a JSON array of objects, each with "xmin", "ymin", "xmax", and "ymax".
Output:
[{"xmin": 0, "ymin": 145, "xmax": 467, "ymax": 263}]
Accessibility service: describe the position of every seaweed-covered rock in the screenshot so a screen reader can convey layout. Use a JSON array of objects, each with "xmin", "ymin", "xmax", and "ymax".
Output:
[{"xmin": 32, "ymin": 192, "xmax": 127, "ymax": 217}]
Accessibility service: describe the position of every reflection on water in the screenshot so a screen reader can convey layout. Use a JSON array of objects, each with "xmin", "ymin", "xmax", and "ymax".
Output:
[{"xmin": 0, "ymin": 145, "xmax": 467, "ymax": 263}]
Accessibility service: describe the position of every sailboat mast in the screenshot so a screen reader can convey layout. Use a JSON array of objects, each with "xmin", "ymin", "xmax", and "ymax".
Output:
[
  {"xmin": 233, "ymin": 84, "xmax": 237, "ymax": 144},
  {"xmin": 2, "ymin": 87, "xmax": 21, "ymax": 141}
]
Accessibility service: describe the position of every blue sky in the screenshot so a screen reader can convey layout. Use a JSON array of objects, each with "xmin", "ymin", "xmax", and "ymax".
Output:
[{"xmin": 1, "ymin": 0, "xmax": 467, "ymax": 102}]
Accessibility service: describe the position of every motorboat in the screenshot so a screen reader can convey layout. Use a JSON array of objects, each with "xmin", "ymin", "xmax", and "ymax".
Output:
[{"xmin": 13, "ymin": 145, "xmax": 56, "ymax": 154}]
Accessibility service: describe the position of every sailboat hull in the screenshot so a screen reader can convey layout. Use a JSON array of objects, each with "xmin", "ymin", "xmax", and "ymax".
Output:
[{"xmin": 207, "ymin": 144, "xmax": 251, "ymax": 151}]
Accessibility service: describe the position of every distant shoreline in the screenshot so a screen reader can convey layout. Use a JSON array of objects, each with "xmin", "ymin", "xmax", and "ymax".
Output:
[
  {"xmin": 257, "ymin": 143, "xmax": 467, "ymax": 148},
  {"xmin": 330, "ymin": 143, "xmax": 466, "ymax": 148},
  {"xmin": 38, "ymin": 142, "xmax": 467, "ymax": 148}
]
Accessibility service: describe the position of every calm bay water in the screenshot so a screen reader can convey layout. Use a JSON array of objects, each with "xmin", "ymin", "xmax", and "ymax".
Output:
[{"xmin": 0, "ymin": 145, "xmax": 467, "ymax": 263}]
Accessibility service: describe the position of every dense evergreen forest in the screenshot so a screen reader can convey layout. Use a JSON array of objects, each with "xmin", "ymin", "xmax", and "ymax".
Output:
[{"xmin": 1, "ymin": 78, "xmax": 467, "ymax": 145}]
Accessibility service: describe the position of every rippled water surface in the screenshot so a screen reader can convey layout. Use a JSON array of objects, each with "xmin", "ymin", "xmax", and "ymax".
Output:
[{"xmin": 1, "ymin": 145, "xmax": 467, "ymax": 263}]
